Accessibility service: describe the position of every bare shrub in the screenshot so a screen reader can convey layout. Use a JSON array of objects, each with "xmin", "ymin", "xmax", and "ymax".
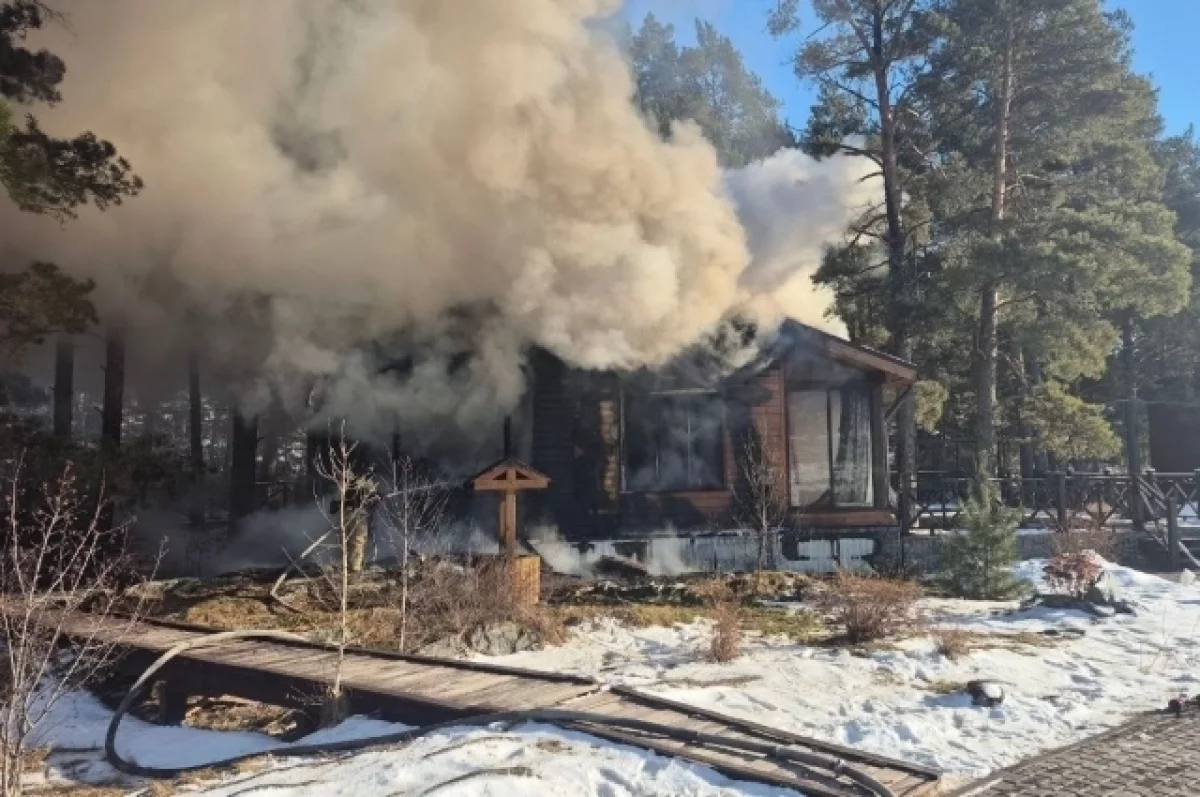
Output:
[
  {"xmin": 820, "ymin": 572, "xmax": 921, "ymax": 643},
  {"xmin": 734, "ymin": 431, "xmax": 787, "ymax": 589},
  {"xmin": 0, "ymin": 458, "xmax": 153, "ymax": 797},
  {"xmin": 404, "ymin": 557, "xmax": 564, "ymax": 653},
  {"xmin": 932, "ymin": 628, "xmax": 974, "ymax": 660},
  {"xmin": 376, "ymin": 455, "xmax": 448, "ymax": 652},
  {"xmin": 1043, "ymin": 551, "xmax": 1103, "ymax": 599},
  {"xmin": 693, "ymin": 579, "xmax": 741, "ymax": 662},
  {"xmin": 275, "ymin": 427, "xmax": 379, "ymax": 724},
  {"xmin": 709, "ymin": 602, "xmax": 742, "ymax": 663}
]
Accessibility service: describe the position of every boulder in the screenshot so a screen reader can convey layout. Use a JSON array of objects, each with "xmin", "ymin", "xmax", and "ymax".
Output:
[
  {"xmin": 967, "ymin": 680, "xmax": 1005, "ymax": 708},
  {"xmin": 465, "ymin": 621, "xmax": 542, "ymax": 656}
]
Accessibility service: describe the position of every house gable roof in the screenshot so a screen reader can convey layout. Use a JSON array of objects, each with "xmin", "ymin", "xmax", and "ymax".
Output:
[{"xmin": 769, "ymin": 320, "xmax": 917, "ymax": 386}]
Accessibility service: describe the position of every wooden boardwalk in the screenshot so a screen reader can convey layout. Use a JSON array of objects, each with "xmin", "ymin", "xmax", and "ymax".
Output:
[{"xmin": 60, "ymin": 613, "xmax": 942, "ymax": 796}]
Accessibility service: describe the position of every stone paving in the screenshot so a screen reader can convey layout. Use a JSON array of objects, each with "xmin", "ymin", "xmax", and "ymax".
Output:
[{"xmin": 949, "ymin": 709, "xmax": 1200, "ymax": 796}]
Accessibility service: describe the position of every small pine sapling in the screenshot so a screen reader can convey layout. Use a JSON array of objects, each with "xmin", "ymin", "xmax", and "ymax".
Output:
[{"xmin": 939, "ymin": 470, "xmax": 1027, "ymax": 599}]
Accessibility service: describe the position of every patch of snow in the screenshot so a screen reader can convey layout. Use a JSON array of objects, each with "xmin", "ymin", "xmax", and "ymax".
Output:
[
  {"xmin": 29, "ymin": 689, "xmax": 803, "ymax": 795},
  {"xmin": 194, "ymin": 724, "xmax": 801, "ymax": 797},
  {"xmin": 494, "ymin": 559, "xmax": 1200, "ymax": 784}
]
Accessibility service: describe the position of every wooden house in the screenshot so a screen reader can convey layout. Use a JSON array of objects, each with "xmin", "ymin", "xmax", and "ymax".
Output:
[{"xmin": 525, "ymin": 320, "xmax": 916, "ymax": 541}]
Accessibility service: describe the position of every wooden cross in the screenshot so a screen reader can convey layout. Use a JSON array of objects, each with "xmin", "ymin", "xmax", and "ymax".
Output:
[{"xmin": 469, "ymin": 458, "xmax": 550, "ymax": 557}]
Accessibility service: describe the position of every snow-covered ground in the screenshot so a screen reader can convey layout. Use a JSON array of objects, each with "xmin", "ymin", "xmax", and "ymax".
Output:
[
  {"xmin": 494, "ymin": 560, "xmax": 1200, "ymax": 785},
  {"xmin": 31, "ymin": 684, "xmax": 801, "ymax": 795},
  {"xmin": 22, "ymin": 559, "xmax": 1200, "ymax": 795}
]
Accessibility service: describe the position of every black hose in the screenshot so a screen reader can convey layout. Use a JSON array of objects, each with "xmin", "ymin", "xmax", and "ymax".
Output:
[{"xmin": 104, "ymin": 631, "xmax": 895, "ymax": 797}]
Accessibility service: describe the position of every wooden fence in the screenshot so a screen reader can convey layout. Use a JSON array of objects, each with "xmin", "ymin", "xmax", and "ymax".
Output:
[{"xmin": 895, "ymin": 470, "xmax": 1200, "ymax": 533}]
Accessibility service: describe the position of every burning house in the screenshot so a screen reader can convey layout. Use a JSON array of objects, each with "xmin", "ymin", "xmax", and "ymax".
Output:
[
  {"xmin": 296, "ymin": 320, "xmax": 913, "ymax": 575},
  {"xmin": 518, "ymin": 320, "xmax": 915, "ymax": 573}
]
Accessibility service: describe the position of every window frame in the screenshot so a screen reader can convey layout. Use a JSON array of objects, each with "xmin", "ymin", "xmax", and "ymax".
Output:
[
  {"xmin": 785, "ymin": 383, "xmax": 876, "ymax": 510},
  {"xmin": 619, "ymin": 388, "xmax": 728, "ymax": 494}
]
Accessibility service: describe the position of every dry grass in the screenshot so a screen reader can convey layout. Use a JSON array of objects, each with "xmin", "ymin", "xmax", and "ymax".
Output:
[
  {"xmin": 923, "ymin": 679, "xmax": 967, "ymax": 695},
  {"xmin": 553, "ymin": 601, "xmax": 823, "ymax": 642},
  {"xmin": 819, "ymin": 572, "xmax": 922, "ymax": 644},
  {"xmin": 150, "ymin": 559, "xmax": 567, "ymax": 655},
  {"xmin": 928, "ymin": 628, "xmax": 1063, "ymax": 658},
  {"xmin": 707, "ymin": 582, "xmax": 742, "ymax": 663},
  {"xmin": 181, "ymin": 696, "xmax": 309, "ymax": 739},
  {"xmin": 932, "ymin": 628, "xmax": 975, "ymax": 660},
  {"xmin": 708, "ymin": 605, "xmax": 742, "ymax": 663}
]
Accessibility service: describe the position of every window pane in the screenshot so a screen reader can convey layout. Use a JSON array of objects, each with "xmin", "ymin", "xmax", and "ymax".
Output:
[
  {"xmin": 624, "ymin": 394, "xmax": 724, "ymax": 491},
  {"xmin": 832, "ymin": 387, "xmax": 874, "ymax": 507},
  {"xmin": 788, "ymin": 390, "xmax": 831, "ymax": 507}
]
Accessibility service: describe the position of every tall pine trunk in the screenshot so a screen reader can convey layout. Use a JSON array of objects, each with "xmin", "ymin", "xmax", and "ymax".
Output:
[
  {"xmin": 99, "ymin": 328, "xmax": 126, "ymax": 538},
  {"xmin": 188, "ymin": 350, "xmax": 204, "ymax": 473},
  {"xmin": 52, "ymin": 335, "xmax": 74, "ymax": 442},
  {"xmin": 229, "ymin": 411, "xmax": 259, "ymax": 531},
  {"xmin": 101, "ymin": 329, "xmax": 126, "ymax": 451},
  {"xmin": 870, "ymin": 7, "xmax": 917, "ymax": 514},
  {"xmin": 974, "ymin": 16, "xmax": 1015, "ymax": 476}
]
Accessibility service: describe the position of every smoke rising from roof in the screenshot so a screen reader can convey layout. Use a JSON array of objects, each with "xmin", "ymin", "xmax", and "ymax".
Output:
[{"xmin": 1, "ymin": 0, "xmax": 878, "ymax": 444}]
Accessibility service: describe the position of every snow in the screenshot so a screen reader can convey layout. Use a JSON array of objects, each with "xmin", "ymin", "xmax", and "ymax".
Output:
[
  {"xmin": 493, "ymin": 559, "xmax": 1200, "ymax": 784},
  {"xmin": 21, "ymin": 559, "xmax": 1200, "ymax": 795},
  {"xmin": 28, "ymin": 687, "xmax": 800, "ymax": 796}
]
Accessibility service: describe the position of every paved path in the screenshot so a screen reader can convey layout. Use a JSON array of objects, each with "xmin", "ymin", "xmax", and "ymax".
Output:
[{"xmin": 952, "ymin": 709, "xmax": 1200, "ymax": 796}]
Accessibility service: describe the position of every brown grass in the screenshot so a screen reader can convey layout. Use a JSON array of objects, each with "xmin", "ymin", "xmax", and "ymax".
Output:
[
  {"xmin": 819, "ymin": 572, "xmax": 922, "ymax": 643},
  {"xmin": 154, "ymin": 559, "xmax": 567, "ymax": 655},
  {"xmin": 932, "ymin": 628, "xmax": 974, "ymax": 660},
  {"xmin": 928, "ymin": 628, "xmax": 1063, "ymax": 658},
  {"xmin": 923, "ymin": 679, "xmax": 967, "ymax": 695},
  {"xmin": 709, "ymin": 601, "xmax": 742, "ymax": 663}
]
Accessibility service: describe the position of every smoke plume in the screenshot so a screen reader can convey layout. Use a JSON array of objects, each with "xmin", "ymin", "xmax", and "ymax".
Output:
[{"xmin": 1, "ymin": 0, "xmax": 878, "ymax": 444}]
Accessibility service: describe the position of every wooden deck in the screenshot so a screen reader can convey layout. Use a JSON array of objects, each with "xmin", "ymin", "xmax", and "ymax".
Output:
[{"xmin": 54, "ymin": 613, "xmax": 942, "ymax": 796}]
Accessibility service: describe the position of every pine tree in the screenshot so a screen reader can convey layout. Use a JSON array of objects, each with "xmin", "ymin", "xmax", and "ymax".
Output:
[
  {"xmin": 939, "ymin": 467, "xmax": 1026, "ymax": 599},
  {"xmin": 0, "ymin": 1, "xmax": 141, "ymax": 370},
  {"xmin": 921, "ymin": 0, "xmax": 1191, "ymax": 472},
  {"xmin": 769, "ymin": 0, "xmax": 937, "ymax": 485},
  {"xmin": 629, "ymin": 15, "xmax": 794, "ymax": 167},
  {"xmin": 1137, "ymin": 129, "xmax": 1200, "ymax": 402}
]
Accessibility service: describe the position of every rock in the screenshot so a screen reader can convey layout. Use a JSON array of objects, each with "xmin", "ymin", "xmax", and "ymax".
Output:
[
  {"xmin": 1037, "ymin": 594, "xmax": 1082, "ymax": 610},
  {"xmin": 416, "ymin": 638, "xmax": 467, "ymax": 658},
  {"xmin": 1086, "ymin": 571, "xmax": 1125, "ymax": 607},
  {"xmin": 465, "ymin": 621, "xmax": 542, "ymax": 656},
  {"xmin": 1085, "ymin": 604, "xmax": 1116, "ymax": 618},
  {"xmin": 967, "ymin": 680, "xmax": 1005, "ymax": 708},
  {"xmin": 1180, "ymin": 570, "xmax": 1196, "ymax": 586}
]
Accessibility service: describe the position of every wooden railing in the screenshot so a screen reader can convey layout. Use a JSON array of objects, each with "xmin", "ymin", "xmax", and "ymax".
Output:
[{"xmin": 894, "ymin": 470, "xmax": 1200, "ymax": 537}]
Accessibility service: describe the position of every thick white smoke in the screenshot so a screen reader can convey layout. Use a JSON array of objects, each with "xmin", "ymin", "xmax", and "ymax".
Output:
[{"xmin": 1, "ymin": 0, "xmax": 878, "ymax": 443}]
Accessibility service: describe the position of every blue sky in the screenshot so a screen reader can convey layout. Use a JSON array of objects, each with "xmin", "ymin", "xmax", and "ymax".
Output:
[{"xmin": 619, "ymin": 0, "xmax": 1197, "ymax": 136}]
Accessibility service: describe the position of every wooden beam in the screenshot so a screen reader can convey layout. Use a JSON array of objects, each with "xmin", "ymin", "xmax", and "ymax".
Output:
[
  {"xmin": 871, "ymin": 383, "xmax": 890, "ymax": 511},
  {"xmin": 789, "ymin": 509, "xmax": 896, "ymax": 528}
]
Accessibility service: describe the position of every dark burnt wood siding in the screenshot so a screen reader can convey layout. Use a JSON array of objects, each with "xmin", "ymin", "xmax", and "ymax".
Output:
[
  {"xmin": 750, "ymin": 366, "xmax": 789, "ymax": 504},
  {"xmin": 530, "ymin": 351, "xmax": 578, "ymax": 531}
]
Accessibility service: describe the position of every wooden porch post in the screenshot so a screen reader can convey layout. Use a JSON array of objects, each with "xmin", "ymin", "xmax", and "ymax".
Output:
[{"xmin": 870, "ymin": 382, "xmax": 889, "ymax": 511}]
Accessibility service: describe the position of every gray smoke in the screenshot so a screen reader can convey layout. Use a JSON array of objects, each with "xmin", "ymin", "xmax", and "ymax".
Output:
[{"xmin": 1, "ymin": 0, "xmax": 878, "ymax": 444}]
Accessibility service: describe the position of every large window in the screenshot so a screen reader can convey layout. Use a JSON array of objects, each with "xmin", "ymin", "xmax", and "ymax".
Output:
[
  {"xmin": 624, "ymin": 392, "xmax": 725, "ymax": 492},
  {"xmin": 787, "ymin": 387, "xmax": 874, "ymax": 508}
]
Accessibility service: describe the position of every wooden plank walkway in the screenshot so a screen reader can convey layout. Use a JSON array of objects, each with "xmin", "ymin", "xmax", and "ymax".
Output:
[{"xmin": 48, "ymin": 612, "xmax": 942, "ymax": 796}]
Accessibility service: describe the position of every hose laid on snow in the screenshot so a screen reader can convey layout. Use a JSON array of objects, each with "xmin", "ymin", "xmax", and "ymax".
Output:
[{"xmin": 104, "ymin": 631, "xmax": 895, "ymax": 797}]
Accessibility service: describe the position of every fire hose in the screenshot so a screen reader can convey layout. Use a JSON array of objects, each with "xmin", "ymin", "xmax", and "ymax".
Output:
[{"xmin": 104, "ymin": 631, "xmax": 896, "ymax": 797}]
